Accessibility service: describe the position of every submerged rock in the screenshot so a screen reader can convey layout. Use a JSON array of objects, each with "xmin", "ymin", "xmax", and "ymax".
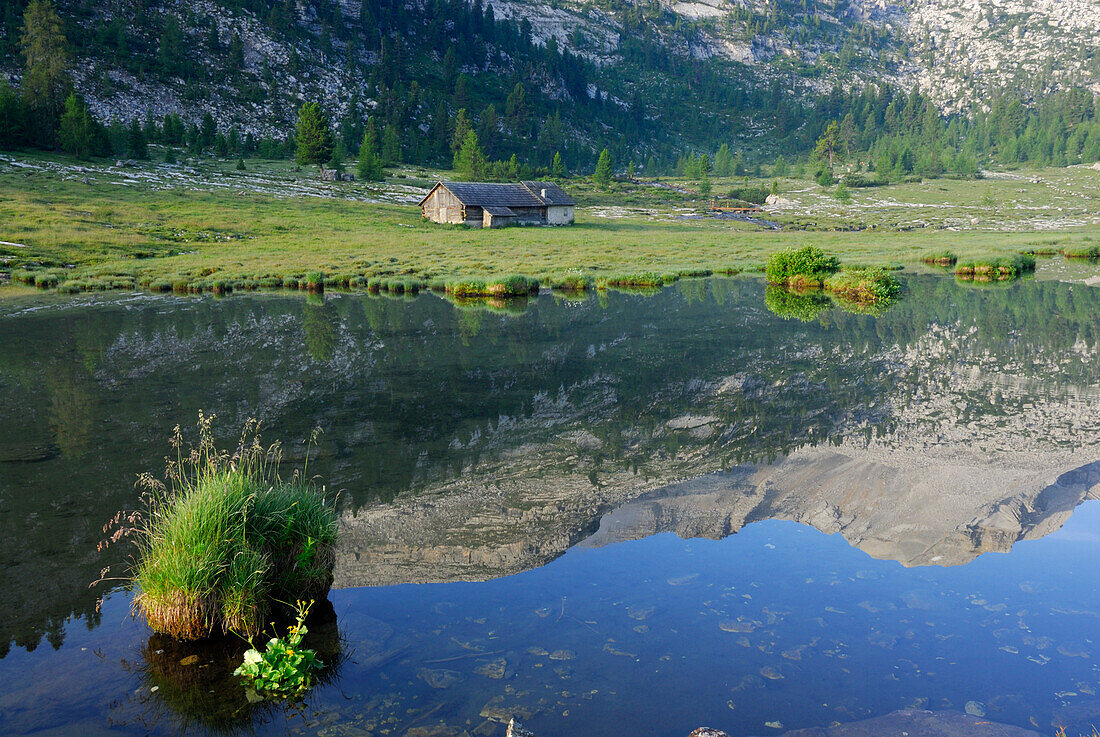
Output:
[
  {"xmin": 965, "ymin": 701, "xmax": 986, "ymax": 717},
  {"xmin": 507, "ymin": 719, "xmax": 536, "ymax": 737},
  {"xmin": 752, "ymin": 709, "xmax": 1041, "ymax": 737},
  {"xmin": 417, "ymin": 668, "xmax": 464, "ymax": 689}
]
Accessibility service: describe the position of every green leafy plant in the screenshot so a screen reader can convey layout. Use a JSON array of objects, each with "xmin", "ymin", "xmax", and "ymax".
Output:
[{"xmin": 233, "ymin": 599, "xmax": 322, "ymax": 698}]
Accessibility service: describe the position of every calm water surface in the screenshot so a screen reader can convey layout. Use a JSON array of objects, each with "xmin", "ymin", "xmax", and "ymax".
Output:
[{"xmin": 2, "ymin": 274, "xmax": 1100, "ymax": 736}]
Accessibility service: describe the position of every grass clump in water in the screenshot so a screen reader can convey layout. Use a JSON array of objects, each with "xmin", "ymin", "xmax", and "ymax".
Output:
[
  {"xmin": 765, "ymin": 245, "xmax": 840, "ymax": 288},
  {"xmin": 921, "ymin": 250, "xmax": 957, "ymax": 266},
  {"xmin": 549, "ymin": 273, "xmax": 595, "ymax": 292},
  {"xmin": 1060, "ymin": 244, "xmax": 1100, "ymax": 259},
  {"xmin": 824, "ymin": 267, "xmax": 901, "ymax": 304},
  {"xmin": 596, "ymin": 272, "xmax": 665, "ymax": 289},
  {"xmin": 304, "ymin": 271, "xmax": 324, "ymax": 292},
  {"xmin": 124, "ymin": 414, "xmax": 337, "ymax": 641},
  {"xmin": 955, "ymin": 254, "xmax": 1036, "ymax": 281}
]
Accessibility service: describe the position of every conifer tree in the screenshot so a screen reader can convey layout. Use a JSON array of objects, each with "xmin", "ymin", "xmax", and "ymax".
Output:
[
  {"xmin": 714, "ymin": 143, "xmax": 732, "ymax": 177},
  {"xmin": 454, "ymin": 129, "xmax": 487, "ymax": 180},
  {"xmin": 552, "ymin": 151, "xmax": 565, "ymax": 178},
  {"xmin": 58, "ymin": 92, "xmax": 94, "ymax": 159},
  {"xmin": 814, "ymin": 121, "xmax": 840, "ymax": 168},
  {"xmin": 20, "ymin": 0, "xmax": 70, "ymax": 147},
  {"xmin": 356, "ymin": 118, "xmax": 384, "ymax": 181},
  {"xmin": 451, "ymin": 108, "xmax": 471, "ymax": 156},
  {"xmin": 128, "ymin": 118, "xmax": 148, "ymax": 159},
  {"xmin": 381, "ymin": 126, "xmax": 401, "ymax": 165},
  {"xmin": 0, "ymin": 82, "xmax": 23, "ymax": 149},
  {"xmin": 593, "ymin": 148, "xmax": 612, "ymax": 189},
  {"xmin": 295, "ymin": 101, "xmax": 334, "ymax": 175}
]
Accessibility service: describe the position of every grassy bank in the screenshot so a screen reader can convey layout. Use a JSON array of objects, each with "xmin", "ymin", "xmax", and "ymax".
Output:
[{"xmin": 2, "ymin": 153, "xmax": 1100, "ymax": 297}]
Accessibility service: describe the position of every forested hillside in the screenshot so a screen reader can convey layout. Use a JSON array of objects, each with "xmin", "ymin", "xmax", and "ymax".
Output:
[{"xmin": 1, "ymin": 0, "xmax": 1099, "ymax": 178}]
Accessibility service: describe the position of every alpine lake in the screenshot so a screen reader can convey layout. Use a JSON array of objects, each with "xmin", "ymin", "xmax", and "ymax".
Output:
[{"xmin": 4, "ymin": 264, "xmax": 1100, "ymax": 737}]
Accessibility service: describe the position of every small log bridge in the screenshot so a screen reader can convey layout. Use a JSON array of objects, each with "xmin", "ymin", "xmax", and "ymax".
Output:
[{"xmin": 708, "ymin": 199, "xmax": 762, "ymax": 214}]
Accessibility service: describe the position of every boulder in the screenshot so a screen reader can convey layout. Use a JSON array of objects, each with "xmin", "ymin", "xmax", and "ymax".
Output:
[
  {"xmin": 688, "ymin": 729, "xmax": 731, "ymax": 737},
  {"xmin": 765, "ymin": 194, "xmax": 794, "ymax": 207}
]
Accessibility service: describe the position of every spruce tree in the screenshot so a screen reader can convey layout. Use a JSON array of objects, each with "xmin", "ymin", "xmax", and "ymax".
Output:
[
  {"xmin": 58, "ymin": 92, "xmax": 93, "ymax": 159},
  {"xmin": 128, "ymin": 118, "xmax": 148, "ymax": 159},
  {"xmin": 593, "ymin": 148, "xmax": 612, "ymax": 189},
  {"xmin": 294, "ymin": 102, "xmax": 334, "ymax": 175},
  {"xmin": 356, "ymin": 119, "xmax": 384, "ymax": 181},
  {"xmin": 381, "ymin": 126, "xmax": 401, "ymax": 165},
  {"xmin": 0, "ymin": 82, "xmax": 23, "ymax": 149}
]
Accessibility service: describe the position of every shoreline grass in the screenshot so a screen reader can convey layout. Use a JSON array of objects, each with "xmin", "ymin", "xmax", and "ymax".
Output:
[
  {"xmin": 954, "ymin": 254, "xmax": 1036, "ymax": 281},
  {"xmin": 3, "ymin": 154, "xmax": 1100, "ymax": 299},
  {"xmin": 123, "ymin": 415, "xmax": 337, "ymax": 641}
]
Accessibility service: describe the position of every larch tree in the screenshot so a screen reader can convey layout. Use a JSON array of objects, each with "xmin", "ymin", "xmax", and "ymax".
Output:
[
  {"xmin": 814, "ymin": 121, "xmax": 841, "ymax": 168},
  {"xmin": 454, "ymin": 129, "xmax": 487, "ymax": 180},
  {"xmin": 593, "ymin": 148, "xmax": 612, "ymax": 189},
  {"xmin": 20, "ymin": 0, "xmax": 70, "ymax": 147}
]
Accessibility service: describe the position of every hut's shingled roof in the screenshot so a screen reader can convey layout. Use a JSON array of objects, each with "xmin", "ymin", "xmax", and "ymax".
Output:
[
  {"xmin": 420, "ymin": 181, "xmax": 576, "ymax": 208},
  {"xmin": 521, "ymin": 181, "xmax": 574, "ymax": 206}
]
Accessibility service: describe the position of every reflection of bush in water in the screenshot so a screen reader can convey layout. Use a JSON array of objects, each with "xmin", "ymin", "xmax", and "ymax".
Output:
[
  {"xmin": 134, "ymin": 599, "xmax": 342, "ymax": 732},
  {"xmin": 302, "ymin": 298, "xmax": 338, "ymax": 362},
  {"xmin": 450, "ymin": 295, "xmax": 531, "ymax": 316},
  {"xmin": 765, "ymin": 285, "xmax": 833, "ymax": 322}
]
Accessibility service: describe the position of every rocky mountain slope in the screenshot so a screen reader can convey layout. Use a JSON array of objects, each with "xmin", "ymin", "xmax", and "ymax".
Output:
[{"xmin": 3, "ymin": 0, "xmax": 1095, "ymax": 152}]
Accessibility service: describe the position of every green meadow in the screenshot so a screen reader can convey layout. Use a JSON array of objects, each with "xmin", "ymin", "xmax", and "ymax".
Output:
[{"xmin": 2, "ymin": 152, "xmax": 1099, "ymax": 295}]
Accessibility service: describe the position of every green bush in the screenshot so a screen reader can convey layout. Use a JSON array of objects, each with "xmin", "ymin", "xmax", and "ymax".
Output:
[
  {"xmin": 765, "ymin": 246, "xmax": 841, "ymax": 285},
  {"xmin": 726, "ymin": 186, "xmax": 770, "ymax": 205}
]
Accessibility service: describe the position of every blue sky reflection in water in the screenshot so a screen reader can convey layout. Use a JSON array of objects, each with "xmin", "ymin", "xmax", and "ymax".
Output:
[{"xmin": 2, "ymin": 275, "xmax": 1100, "ymax": 736}]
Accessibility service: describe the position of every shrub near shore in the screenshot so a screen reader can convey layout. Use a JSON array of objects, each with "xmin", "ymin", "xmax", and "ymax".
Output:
[{"xmin": 117, "ymin": 414, "xmax": 337, "ymax": 641}]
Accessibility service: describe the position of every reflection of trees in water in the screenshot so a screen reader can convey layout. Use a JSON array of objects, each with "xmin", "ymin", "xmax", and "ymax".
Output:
[
  {"xmin": 3, "ymin": 276, "xmax": 1100, "ymax": 655},
  {"xmin": 302, "ymin": 296, "xmax": 338, "ymax": 362}
]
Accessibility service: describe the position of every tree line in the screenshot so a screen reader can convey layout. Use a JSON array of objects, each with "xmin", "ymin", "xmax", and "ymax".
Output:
[{"xmin": 2, "ymin": 0, "xmax": 1099, "ymax": 183}]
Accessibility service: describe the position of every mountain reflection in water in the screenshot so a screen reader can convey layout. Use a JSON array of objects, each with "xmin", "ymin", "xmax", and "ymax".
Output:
[{"xmin": 2, "ymin": 275, "xmax": 1100, "ymax": 736}]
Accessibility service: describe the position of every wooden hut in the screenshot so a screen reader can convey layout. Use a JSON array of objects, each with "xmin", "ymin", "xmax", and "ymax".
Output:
[{"xmin": 419, "ymin": 181, "xmax": 575, "ymax": 228}]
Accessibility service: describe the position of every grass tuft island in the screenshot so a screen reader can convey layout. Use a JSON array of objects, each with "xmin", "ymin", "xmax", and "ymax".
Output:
[
  {"xmin": 765, "ymin": 245, "xmax": 901, "ymax": 306},
  {"xmin": 128, "ymin": 415, "xmax": 337, "ymax": 641}
]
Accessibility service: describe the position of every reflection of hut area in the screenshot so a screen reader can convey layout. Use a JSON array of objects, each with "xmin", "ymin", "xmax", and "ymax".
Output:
[{"xmin": 130, "ymin": 599, "xmax": 342, "ymax": 731}]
